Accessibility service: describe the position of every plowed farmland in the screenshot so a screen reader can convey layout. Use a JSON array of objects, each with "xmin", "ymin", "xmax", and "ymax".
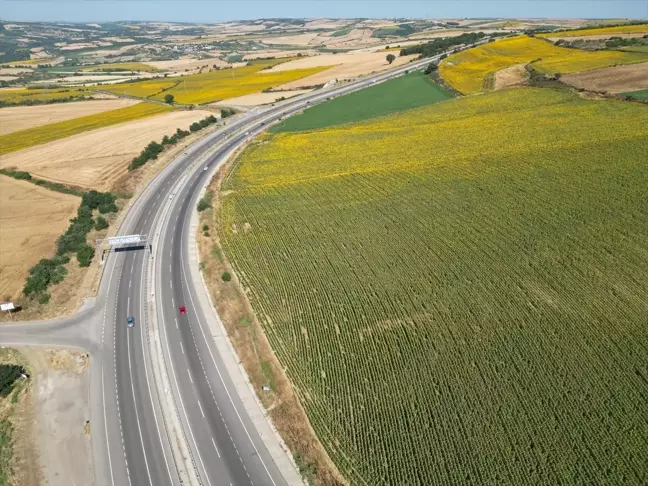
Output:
[
  {"xmin": 218, "ymin": 88, "xmax": 648, "ymax": 485},
  {"xmin": 440, "ymin": 35, "xmax": 648, "ymax": 94}
]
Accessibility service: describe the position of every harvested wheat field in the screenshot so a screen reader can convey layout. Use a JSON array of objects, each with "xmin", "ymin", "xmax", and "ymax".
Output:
[
  {"xmin": 146, "ymin": 57, "xmax": 229, "ymax": 72},
  {"xmin": 494, "ymin": 63, "xmax": 528, "ymax": 89},
  {"xmin": 0, "ymin": 110, "xmax": 212, "ymax": 190},
  {"xmin": 562, "ymin": 62, "xmax": 648, "ymax": 93},
  {"xmin": 268, "ymin": 52, "xmax": 418, "ymax": 89},
  {"xmin": 0, "ymin": 99, "xmax": 138, "ymax": 135},
  {"xmin": 211, "ymin": 89, "xmax": 312, "ymax": 107},
  {"xmin": 0, "ymin": 177, "xmax": 80, "ymax": 301},
  {"xmin": 261, "ymin": 32, "xmax": 320, "ymax": 46}
]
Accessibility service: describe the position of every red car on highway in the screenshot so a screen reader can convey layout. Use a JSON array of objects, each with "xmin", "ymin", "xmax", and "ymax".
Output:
[{"xmin": 179, "ymin": 305, "xmax": 186, "ymax": 315}]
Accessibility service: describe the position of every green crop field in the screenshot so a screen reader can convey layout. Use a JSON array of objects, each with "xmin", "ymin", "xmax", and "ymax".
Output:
[
  {"xmin": 272, "ymin": 71, "xmax": 453, "ymax": 133},
  {"xmin": 218, "ymin": 87, "xmax": 648, "ymax": 485},
  {"xmin": 623, "ymin": 89, "xmax": 648, "ymax": 100}
]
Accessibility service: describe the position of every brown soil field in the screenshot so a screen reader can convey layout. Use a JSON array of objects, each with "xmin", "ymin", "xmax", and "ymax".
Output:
[
  {"xmin": 261, "ymin": 32, "xmax": 320, "ymax": 46},
  {"xmin": 243, "ymin": 50, "xmax": 316, "ymax": 60},
  {"xmin": 561, "ymin": 61, "xmax": 648, "ymax": 93},
  {"xmin": 0, "ymin": 99, "xmax": 138, "ymax": 135},
  {"xmin": 267, "ymin": 52, "xmax": 418, "ymax": 89},
  {"xmin": 0, "ymin": 177, "xmax": 80, "ymax": 301},
  {"xmin": 211, "ymin": 89, "xmax": 312, "ymax": 107},
  {"xmin": 0, "ymin": 110, "xmax": 213, "ymax": 190},
  {"xmin": 0, "ymin": 67, "xmax": 33, "ymax": 75},
  {"xmin": 494, "ymin": 63, "xmax": 529, "ymax": 89},
  {"xmin": 146, "ymin": 57, "xmax": 229, "ymax": 72}
]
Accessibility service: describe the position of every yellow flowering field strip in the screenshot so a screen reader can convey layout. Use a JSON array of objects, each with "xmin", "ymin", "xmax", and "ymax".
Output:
[
  {"xmin": 440, "ymin": 35, "xmax": 648, "ymax": 93},
  {"xmin": 218, "ymin": 88, "xmax": 648, "ymax": 485},
  {"xmin": 0, "ymin": 87, "xmax": 94, "ymax": 104},
  {"xmin": 103, "ymin": 60, "xmax": 331, "ymax": 104},
  {"xmin": 0, "ymin": 102, "xmax": 172, "ymax": 155},
  {"xmin": 538, "ymin": 23, "xmax": 648, "ymax": 38}
]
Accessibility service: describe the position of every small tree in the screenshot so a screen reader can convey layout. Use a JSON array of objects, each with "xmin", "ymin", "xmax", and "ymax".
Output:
[
  {"xmin": 221, "ymin": 272, "xmax": 232, "ymax": 282},
  {"xmin": 95, "ymin": 216, "xmax": 109, "ymax": 231},
  {"xmin": 386, "ymin": 54, "xmax": 396, "ymax": 64},
  {"xmin": 77, "ymin": 244, "xmax": 95, "ymax": 267},
  {"xmin": 164, "ymin": 94, "xmax": 174, "ymax": 104}
]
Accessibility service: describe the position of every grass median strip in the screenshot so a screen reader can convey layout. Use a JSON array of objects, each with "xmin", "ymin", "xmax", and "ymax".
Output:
[{"xmin": 0, "ymin": 102, "xmax": 173, "ymax": 155}]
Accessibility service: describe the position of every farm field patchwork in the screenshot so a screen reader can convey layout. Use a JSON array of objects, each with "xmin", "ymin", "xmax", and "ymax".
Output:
[
  {"xmin": 0, "ymin": 176, "xmax": 80, "ymax": 301},
  {"xmin": 440, "ymin": 35, "xmax": 648, "ymax": 93},
  {"xmin": 272, "ymin": 71, "xmax": 453, "ymax": 132},
  {"xmin": 0, "ymin": 99, "xmax": 138, "ymax": 135},
  {"xmin": 218, "ymin": 87, "xmax": 648, "ymax": 485},
  {"xmin": 103, "ymin": 60, "xmax": 329, "ymax": 104},
  {"xmin": 560, "ymin": 62, "xmax": 648, "ymax": 94},
  {"xmin": 0, "ymin": 102, "xmax": 173, "ymax": 155},
  {"xmin": 0, "ymin": 109, "xmax": 213, "ymax": 190},
  {"xmin": 538, "ymin": 23, "xmax": 648, "ymax": 38}
]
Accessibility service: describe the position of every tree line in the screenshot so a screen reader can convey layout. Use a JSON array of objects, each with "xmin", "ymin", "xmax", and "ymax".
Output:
[{"xmin": 399, "ymin": 32, "xmax": 487, "ymax": 58}]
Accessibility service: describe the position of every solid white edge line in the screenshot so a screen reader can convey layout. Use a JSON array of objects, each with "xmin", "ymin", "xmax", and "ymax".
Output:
[
  {"xmin": 212, "ymin": 437, "xmax": 221, "ymax": 458},
  {"xmin": 127, "ymin": 328, "xmax": 154, "ymax": 486},
  {"xmin": 139, "ymin": 253, "xmax": 176, "ymax": 486},
  {"xmin": 102, "ymin": 367, "xmax": 116, "ymax": 486}
]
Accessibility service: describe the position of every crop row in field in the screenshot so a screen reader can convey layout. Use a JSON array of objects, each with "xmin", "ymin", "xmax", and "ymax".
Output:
[
  {"xmin": 0, "ymin": 87, "xmax": 95, "ymax": 103},
  {"xmin": 272, "ymin": 71, "xmax": 453, "ymax": 133},
  {"xmin": 440, "ymin": 35, "xmax": 648, "ymax": 94},
  {"xmin": 218, "ymin": 88, "xmax": 648, "ymax": 485},
  {"xmin": 538, "ymin": 22, "xmax": 648, "ymax": 38},
  {"xmin": 103, "ymin": 60, "xmax": 330, "ymax": 104},
  {"xmin": 0, "ymin": 102, "xmax": 172, "ymax": 155}
]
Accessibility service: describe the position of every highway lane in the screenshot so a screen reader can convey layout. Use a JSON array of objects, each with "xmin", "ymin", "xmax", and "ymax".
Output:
[
  {"xmin": 156, "ymin": 133, "xmax": 286, "ymax": 486},
  {"xmin": 116, "ymin": 55, "xmax": 438, "ymax": 486}
]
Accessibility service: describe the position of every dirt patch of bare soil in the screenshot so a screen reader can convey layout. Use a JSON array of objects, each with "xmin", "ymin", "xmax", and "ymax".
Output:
[
  {"xmin": 198, "ymin": 166, "xmax": 347, "ymax": 486},
  {"xmin": 17, "ymin": 348, "xmax": 92, "ymax": 486},
  {"xmin": 494, "ymin": 63, "xmax": 529, "ymax": 89},
  {"xmin": 561, "ymin": 61, "xmax": 648, "ymax": 93}
]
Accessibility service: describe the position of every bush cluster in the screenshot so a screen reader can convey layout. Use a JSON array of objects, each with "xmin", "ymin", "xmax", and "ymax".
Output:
[
  {"xmin": 197, "ymin": 190, "xmax": 213, "ymax": 212},
  {"xmin": 400, "ymin": 32, "xmax": 487, "ymax": 58},
  {"xmin": 220, "ymin": 108, "xmax": 236, "ymax": 118},
  {"xmin": 128, "ymin": 115, "xmax": 218, "ymax": 171}
]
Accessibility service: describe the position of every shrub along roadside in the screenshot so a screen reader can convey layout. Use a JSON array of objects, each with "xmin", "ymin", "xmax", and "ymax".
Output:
[{"xmin": 128, "ymin": 114, "xmax": 218, "ymax": 171}]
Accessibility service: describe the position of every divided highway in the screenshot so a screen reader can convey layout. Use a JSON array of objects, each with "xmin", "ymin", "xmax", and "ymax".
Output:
[{"xmin": 1, "ymin": 53, "xmax": 445, "ymax": 486}]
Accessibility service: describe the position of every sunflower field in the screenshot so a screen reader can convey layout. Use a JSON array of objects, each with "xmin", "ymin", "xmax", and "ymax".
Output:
[
  {"xmin": 439, "ymin": 35, "xmax": 648, "ymax": 94},
  {"xmin": 217, "ymin": 87, "xmax": 648, "ymax": 485}
]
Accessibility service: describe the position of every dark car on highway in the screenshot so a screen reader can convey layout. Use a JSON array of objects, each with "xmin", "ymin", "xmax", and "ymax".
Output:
[{"xmin": 127, "ymin": 316, "xmax": 135, "ymax": 328}]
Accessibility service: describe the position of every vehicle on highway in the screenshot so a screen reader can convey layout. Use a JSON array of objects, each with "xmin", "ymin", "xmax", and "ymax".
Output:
[
  {"xmin": 179, "ymin": 305, "xmax": 187, "ymax": 315},
  {"xmin": 204, "ymin": 166, "xmax": 208, "ymax": 171},
  {"xmin": 169, "ymin": 194, "xmax": 173, "ymax": 199},
  {"xmin": 126, "ymin": 316, "xmax": 135, "ymax": 328}
]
